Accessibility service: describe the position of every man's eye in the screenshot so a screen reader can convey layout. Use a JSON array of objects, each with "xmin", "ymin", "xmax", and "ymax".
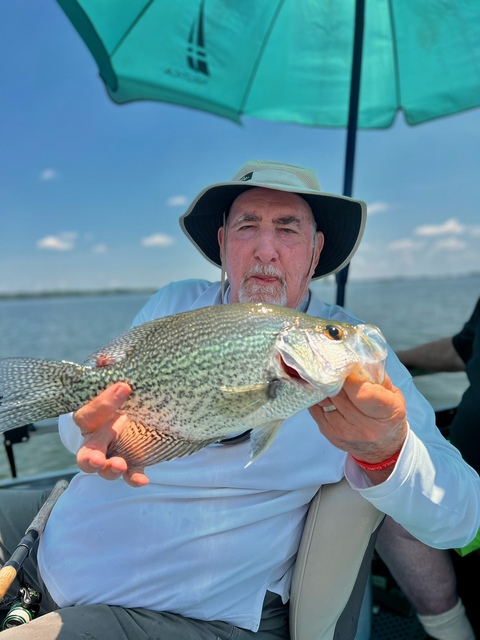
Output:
[{"xmin": 279, "ymin": 227, "xmax": 296, "ymax": 234}]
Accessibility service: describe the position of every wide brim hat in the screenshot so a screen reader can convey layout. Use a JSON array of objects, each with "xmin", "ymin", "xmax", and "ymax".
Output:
[{"xmin": 180, "ymin": 160, "xmax": 367, "ymax": 280}]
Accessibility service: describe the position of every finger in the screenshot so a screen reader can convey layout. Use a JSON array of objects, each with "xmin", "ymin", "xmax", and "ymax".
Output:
[
  {"xmin": 76, "ymin": 446, "xmax": 107, "ymax": 472},
  {"xmin": 343, "ymin": 373, "xmax": 394, "ymax": 404},
  {"xmin": 344, "ymin": 372, "xmax": 394, "ymax": 396},
  {"xmin": 77, "ymin": 411, "xmax": 130, "ymax": 469},
  {"xmin": 342, "ymin": 374, "xmax": 406, "ymax": 423},
  {"xmin": 76, "ymin": 415, "xmax": 121, "ymax": 467},
  {"xmin": 317, "ymin": 398, "xmax": 338, "ymax": 409},
  {"xmin": 74, "ymin": 382, "xmax": 132, "ymax": 433},
  {"xmin": 308, "ymin": 400, "xmax": 340, "ymax": 425},
  {"xmin": 77, "ymin": 434, "xmax": 129, "ymax": 475},
  {"xmin": 76, "ymin": 411, "xmax": 151, "ymax": 485},
  {"xmin": 77, "ymin": 443, "xmax": 124, "ymax": 475},
  {"xmin": 123, "ymin": 470, "xmax": 150, "ymax": 487}
]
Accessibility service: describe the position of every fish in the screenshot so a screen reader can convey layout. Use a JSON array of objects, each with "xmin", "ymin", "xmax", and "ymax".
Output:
[{"xmin": 0, "ymin": 302, "xmax": 388, "ymax": 470}]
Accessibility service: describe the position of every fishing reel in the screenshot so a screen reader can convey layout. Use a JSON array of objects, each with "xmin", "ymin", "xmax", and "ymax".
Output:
[{"xmin": 1, "ymin": 583, "xmax": 42, "ymax": 630}]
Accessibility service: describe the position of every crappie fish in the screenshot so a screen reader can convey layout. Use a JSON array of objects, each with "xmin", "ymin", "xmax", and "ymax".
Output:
[{"xmin": 0, "ymin": 303, "xmax": 387, "ymax": 470}]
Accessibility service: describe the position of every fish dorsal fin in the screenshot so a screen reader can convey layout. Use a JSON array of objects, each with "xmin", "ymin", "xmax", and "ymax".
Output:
[
  {"xmin": 247, "ymin": 419, "xmax": 284, "ymax": 466},
  {"xmin": 83, "ymin": 321, "xmax": 158, "ymax": 367}
]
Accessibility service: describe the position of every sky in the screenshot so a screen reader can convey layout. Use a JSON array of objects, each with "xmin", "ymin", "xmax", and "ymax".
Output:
[{"xmin": 1, "ymin": 2, "xmax": 480, "ymax": 295}]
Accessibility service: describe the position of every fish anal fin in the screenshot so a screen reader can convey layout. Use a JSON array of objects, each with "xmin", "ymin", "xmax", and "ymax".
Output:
[
  {"xmin": 246, "ymin": 420, "xmax": 284, "ymax": 467},
  {"xmin": 107, "ymin": 420, "xmax": 216, "ymax": 468}
]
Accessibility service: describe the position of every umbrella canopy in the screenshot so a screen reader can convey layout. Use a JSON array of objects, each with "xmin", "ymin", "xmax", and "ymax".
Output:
[{"xmin": 56, "ymin": 0, "xmax": 480, "ymax": 302}]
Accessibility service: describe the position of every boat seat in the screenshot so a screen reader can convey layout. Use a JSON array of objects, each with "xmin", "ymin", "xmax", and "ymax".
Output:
[{"xmin": 290, "ymin": 478, "xmax": 385, "ymax": 640}]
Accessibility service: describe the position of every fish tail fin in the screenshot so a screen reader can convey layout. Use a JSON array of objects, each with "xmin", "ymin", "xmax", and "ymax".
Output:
[{"xmin": 0, "ymin": 358, "xmax": 84, "ymax": 432}]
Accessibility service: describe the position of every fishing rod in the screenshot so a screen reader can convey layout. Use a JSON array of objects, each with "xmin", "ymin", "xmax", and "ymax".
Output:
[{"xmin": 0, "ymin": 479, "xmax": 69, "ymax": 627}]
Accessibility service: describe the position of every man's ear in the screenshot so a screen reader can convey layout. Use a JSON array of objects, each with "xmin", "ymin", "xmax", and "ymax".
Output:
[{"xmin": 313, "ymin": 231, "xmax": 324, "ymax": 271}]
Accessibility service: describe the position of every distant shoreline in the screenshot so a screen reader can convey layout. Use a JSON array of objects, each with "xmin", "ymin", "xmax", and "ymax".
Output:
[
  {"xmin": 1, "ymin": 272, "xmax": 479, "ymax": 301},
  {"xmin": 0, "ymin": 288, "xmax": 157, "ymax": 301}
]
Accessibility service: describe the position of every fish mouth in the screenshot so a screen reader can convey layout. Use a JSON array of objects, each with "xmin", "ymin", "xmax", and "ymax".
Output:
[
  {"xmin": 274, "ymin": 334, "xmax": 327, "ymax": 389},
  {"xmin": 265, "ymin": 355, "xmax": 311, "ymax": 401},
  {"xmin": 278, "ymin": 355, "xmax": 309, "ymax": 384}
]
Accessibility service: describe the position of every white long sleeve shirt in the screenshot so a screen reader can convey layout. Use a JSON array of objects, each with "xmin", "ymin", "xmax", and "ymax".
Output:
[{"xmin": 38, "ymin": 279, "xmax": 480, "ymax": 631}]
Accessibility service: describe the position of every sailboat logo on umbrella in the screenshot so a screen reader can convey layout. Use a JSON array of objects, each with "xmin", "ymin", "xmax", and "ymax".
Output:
[{"xmin": 187, "ymin": 0, "xmax": 209, "ymax": 76}]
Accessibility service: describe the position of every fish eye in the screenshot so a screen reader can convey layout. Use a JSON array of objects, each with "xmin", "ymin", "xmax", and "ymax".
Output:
[{"xmin": 324, "ymin": 325, "xmax": 344, "ymax": 341}]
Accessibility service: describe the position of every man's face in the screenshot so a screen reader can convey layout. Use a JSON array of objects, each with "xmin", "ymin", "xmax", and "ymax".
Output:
[{"xmin": 218, "ymin": 188, "xmax": 323, "ymax": 309}]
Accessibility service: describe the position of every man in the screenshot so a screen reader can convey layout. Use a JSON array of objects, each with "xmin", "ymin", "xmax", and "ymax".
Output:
[
  {"xmin": 376, "ymin": 299, "xmax": 480, "ymax": 640},
  {"xmin": 397, "ymin": 299, "xmax": 480, "ymax": 472},
  {"xmin": 1, "ymin": 160, "xmax": 479, "ymax": 640}
]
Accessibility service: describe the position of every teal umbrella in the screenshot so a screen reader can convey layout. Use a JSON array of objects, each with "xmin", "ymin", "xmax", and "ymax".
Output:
[{"xmin": 56, "ymin": 0, "xmax": 480, "ymax": 304}]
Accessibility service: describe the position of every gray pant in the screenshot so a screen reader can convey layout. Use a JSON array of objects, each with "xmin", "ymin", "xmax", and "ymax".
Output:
[{"xmin": 0, "ymin": 489, "xmax": 289, "ymax": 639}]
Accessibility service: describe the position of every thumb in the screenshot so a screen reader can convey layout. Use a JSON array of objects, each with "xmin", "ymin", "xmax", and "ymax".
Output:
[{"xmin": 74, "ymin": 382, "xmax": 132, "ymax": 434}]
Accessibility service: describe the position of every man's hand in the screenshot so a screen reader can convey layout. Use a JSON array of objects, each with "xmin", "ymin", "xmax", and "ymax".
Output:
[
  {"xmin": 74, "ymin": 383, "xmax": 150, "ymax": 487},
  {"xmin": 309, "ymin": 372, "xmax": 408, "ymax": 482}
]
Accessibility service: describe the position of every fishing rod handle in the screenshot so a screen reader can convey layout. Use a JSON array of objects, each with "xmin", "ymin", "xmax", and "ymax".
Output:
[
  {"xmin": 0, "ymin": 479, "xmax": 69, "ymax": 600},
  {"xmin": 26, "ymin": 479, "xmax": 69, "ymax": 535},
  {"xmin": 0, "ymin": 566, "xmax": 17, "ymax": 600}
]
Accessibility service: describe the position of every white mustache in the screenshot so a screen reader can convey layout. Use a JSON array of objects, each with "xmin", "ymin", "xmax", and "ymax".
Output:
[
  {"xmin": 243, "ymin": 265, "xmax": 285, "ymax": 284},
  {"xmin": 238, "ymin": 265, "xmax": 287, "ymax": 306}
]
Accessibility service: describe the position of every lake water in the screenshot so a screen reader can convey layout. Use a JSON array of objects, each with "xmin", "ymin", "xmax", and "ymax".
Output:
[{"xmin": 0, "ymin": 275, "xmax": 478, "ymax": 480}]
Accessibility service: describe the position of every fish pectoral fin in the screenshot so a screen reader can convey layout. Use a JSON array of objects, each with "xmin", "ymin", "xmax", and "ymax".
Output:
[
  {"xmin": 246, "ymin": 420, "xmax": 284, "ymax": 466},
  {"xmin": 218, "ymin": 383, "xmax": 271, "ymax": 416},
  {"xmin": 106, "ymin": 420, "xmax": 216, "ymax": 468},
  {"xmin": 219, "ymin": 383, "xmax": 269, "ymax": 395}
]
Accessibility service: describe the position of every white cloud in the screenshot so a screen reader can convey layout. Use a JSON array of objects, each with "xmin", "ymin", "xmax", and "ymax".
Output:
[
  {"xmin": 167, "ymin": 195, "xmax": 188, "ymax": 207},
  {"xmin": 37, "ymin": 232, "xmax": 77, "ymax": 251},
  {"xmin": 141, "ymin": 233, "xmax": 175, "ymax": 247},
  {"xmin": 39, "ymin": 168, "xmax": 58, "ymax": 182},
  {"xmin": 414, "ymin": 217, "xmax": 464, "ymax": 236},
  {"xmin": 433, "ymin": 238, "xmax": 467, "ymax": 251},
  {"xmin": 388, "ymin": 239, "xmax": 424, "ymax": 251},
  {"xmin": 93, "ymin": 244, "xmax": 108, "ymax": 254},
  {"xmin": 367, "ymin": 201, "xmax": 392, "ymax": 215}
]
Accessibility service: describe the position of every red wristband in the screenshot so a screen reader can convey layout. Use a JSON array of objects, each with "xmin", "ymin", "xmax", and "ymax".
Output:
[{"xmin": 350, "ymin": 449, "xmax": 401, "ymax": 471}]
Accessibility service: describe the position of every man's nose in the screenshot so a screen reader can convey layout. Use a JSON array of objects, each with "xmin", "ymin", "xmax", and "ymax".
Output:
[{"xmin": 254, "ymin": 230, "xmax": 279, "ymax": 262}]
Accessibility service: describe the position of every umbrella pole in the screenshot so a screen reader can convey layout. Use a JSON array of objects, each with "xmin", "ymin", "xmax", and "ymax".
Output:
[{"xmin": 336, "ymin": 0, "xmax": 365, "ymax": 307}]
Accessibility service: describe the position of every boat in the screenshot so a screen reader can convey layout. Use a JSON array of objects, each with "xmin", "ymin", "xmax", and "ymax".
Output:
[{"xmin": 1, "ymin": 387, "xmax": 478, "ymax": 640}]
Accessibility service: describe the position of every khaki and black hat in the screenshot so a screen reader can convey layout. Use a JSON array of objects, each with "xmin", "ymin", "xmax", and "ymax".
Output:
[{"xmin": 180, "ymin": 160, "xmax": 366, "ymax": 279}]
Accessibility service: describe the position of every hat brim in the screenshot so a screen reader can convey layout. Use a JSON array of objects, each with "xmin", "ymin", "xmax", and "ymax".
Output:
[{"xmin": 180, "ymin": 181, "xmax": 366, "ymax": 280}]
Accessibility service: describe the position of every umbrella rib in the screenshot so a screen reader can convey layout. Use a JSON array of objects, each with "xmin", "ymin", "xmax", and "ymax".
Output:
[
  {"xmin": 110, "ymin": 0, "xmax": 156, "ymax": 57},
  {"xmin": 238, "ymin": 0, "xmax": 286, "ymax": 115}
]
